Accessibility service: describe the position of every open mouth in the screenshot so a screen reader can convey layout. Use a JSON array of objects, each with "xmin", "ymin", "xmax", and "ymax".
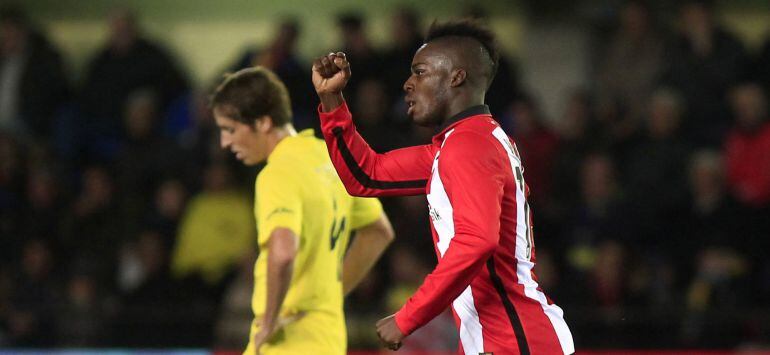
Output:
[{"xmin": 406, "ymin": 99, "xmax": 416, "ymax": 115}]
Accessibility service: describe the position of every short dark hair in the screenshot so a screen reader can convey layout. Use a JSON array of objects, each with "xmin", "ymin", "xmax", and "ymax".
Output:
[
  {"xmin": 210, "ymin": 66, "xmax": 292, "ymax": 126},
  {"xmin": 425, "ymin": 19, "xmax": 500, "ymax": 81}
]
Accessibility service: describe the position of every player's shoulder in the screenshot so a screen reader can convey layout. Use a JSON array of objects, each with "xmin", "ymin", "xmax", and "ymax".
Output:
[
  {"xmin": 257, "ymin": 160, "xmax": 296, "ymax": 187},
  {"xmin": 445, "ymin": 118, "xmax": 504, "ymax": 149}
]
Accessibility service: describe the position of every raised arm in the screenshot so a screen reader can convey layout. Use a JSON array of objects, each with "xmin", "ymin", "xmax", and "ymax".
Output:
[{"xmin": 313, "ymin": 52, "xmax": 433, "ymax": 197}]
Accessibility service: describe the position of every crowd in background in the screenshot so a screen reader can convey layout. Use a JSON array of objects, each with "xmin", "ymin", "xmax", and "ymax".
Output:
[{"xmin": 1, "ymin": 0, "xmax": 769, "ymax": 350}]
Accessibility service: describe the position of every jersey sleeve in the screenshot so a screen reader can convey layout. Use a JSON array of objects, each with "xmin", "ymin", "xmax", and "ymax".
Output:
[
  {"xmin": 349, "ymin": 196, "xmax": 384, "ymax": 230},
  {"xmin": 255, "ymin": 166, "xmax": 303, "ymax": 247},
  {"xmin": 318, "ymin": 101, "xmax": 434, "ymax": 197},
  {"xmin": 394, "ymin": 132, "xmax": 507, "ymax": 336}
]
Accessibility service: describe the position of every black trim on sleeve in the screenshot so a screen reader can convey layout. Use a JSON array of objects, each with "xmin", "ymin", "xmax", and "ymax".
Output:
[
  {"xmin": 487, "ymin": 257, "xmax": 530, "ymax": 355},
  {"xmin": 332, "ymin": 127, "xmax": 428, "ymax": 190}
]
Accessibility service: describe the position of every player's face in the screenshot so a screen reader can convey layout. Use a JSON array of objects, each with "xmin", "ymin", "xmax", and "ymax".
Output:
[
  {"xmin": 214, "ymin": 107, "xmax": 268, "ymax": 166},
  {"xmin": 403, "ymin": 43, "xmax": 452, "ymax": 126}
]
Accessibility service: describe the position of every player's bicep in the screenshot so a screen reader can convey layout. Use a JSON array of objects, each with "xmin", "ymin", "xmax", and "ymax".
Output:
[
  {"xmin": 256, "ymin": 168, "xmax": 303, "ymax": 247},
  {"xmin": 439, "ymin": 133, "xmax": 505, "ymax": 243}
]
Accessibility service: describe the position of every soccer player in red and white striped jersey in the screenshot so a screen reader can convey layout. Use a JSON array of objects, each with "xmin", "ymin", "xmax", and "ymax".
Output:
[{"xmin": 312, "ymin": 20, "xmax": 574, "ymax": 355}]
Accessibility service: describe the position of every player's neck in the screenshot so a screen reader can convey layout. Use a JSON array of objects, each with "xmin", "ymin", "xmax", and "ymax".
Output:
[{"xmin": 445, "ymin": 93, "xmax": 485, "ymax": 121}]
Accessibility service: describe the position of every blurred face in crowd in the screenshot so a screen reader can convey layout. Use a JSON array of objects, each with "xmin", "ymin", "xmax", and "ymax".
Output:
[
  {"xmin": 560, "ymin": 92, "xmax": 590, "ymax": 140},
  {"xmin": 0, "ymin": 21, "xmax": 25, "ymax": 56},
  {"xmin": 22, "ymin": 240, "xmax": 52, "ymax": 279},
  {"xmin": 107, "ymin": 8, "xmax": 138, "ymax": 52},
  {"xmin": 124, "ymin": 92, "xmax": 158, "ymax": 140},
  {"xmin": 648, "ymin": 91, "xmax": 682, "ymax": 139},
  {"xmin": 510, "ymin": 99, "xmax": 539, "ymax": 135},
  {"xmin": 689, "ymin": 151, "xmax": 723, "ymax": 197},
  {"xmin": 213, "ymin": 106, "xmax": 271, "ymax": 166},
  {"xmin": 155, "ymin": 179, "xmax": 186, "ymax": 219},
  {"xmin": 621, "ymin": 2, "xmax": 650, "ymax": 38},
  {"xmin": 581, "ymin": 155, "xmax": 615, "ymax": 203},
  {"xmin": 82, "ymin": 167, "xmax": 113, "ymax": 205},
  {"xmin": 27, "ymin": 169, "xmax": 57, "ymax": 209},
  {"xmin": 404, "ymin": 42, "xmax": 453, "ymax": 126},
  {"xmin": 202, "ymin": 163, "xmax": 231, "ymax": 191},
  {"xmin": 681, "ymin": 3, "xmax": 712, "ymax": 36},
  {"xmin": 730, "ymin": 84, "xmax": 767, "ymax": 130},
  {"xmin": 356, "ymin": 79, "xmax": 389, "ymax": 125}
]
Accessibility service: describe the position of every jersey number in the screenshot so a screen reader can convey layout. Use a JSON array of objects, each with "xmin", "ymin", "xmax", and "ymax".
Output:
[
  {"xmin": 515, "ymin": 166, "xmax": 535, "ymax": 260},
  {"xmin": 329, "ymin": 216, "xmax": 347, "ymax": 250}
]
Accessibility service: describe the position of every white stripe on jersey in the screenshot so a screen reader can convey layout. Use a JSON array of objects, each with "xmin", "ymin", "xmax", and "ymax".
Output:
[
  {"xmin": 427, "ymin": 129, "xmax": 484, "ymax": 355},
  {"xmin": 453, "ymin": 286, "xmax": 484, "ymax": 354},
  {"xmin": 492, "ymin": 127, "xmax": 575, "ymax": 355}
]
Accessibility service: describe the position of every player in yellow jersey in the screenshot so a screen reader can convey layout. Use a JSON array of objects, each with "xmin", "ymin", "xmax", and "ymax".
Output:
[{"xmin": 210, "ymin": 66, "xmax": 394, "ymax": 354}]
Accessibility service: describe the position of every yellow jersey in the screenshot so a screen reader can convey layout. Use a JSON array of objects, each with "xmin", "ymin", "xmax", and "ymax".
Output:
[{"xmin": 249, "ymin": 129, "xmax": 382, "ymax": 353}]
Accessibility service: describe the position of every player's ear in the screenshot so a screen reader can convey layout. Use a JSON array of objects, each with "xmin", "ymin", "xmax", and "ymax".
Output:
[
  {"xmin": 254, "ymin": 116, "xmax": 273, "ymax": 133},
  {"xmin": 450, "ymin": 68, "xmax": 466, "ymax": 88}
]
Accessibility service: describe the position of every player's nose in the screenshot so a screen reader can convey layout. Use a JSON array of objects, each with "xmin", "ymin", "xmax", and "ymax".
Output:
[
  {"xmin": 219, "ymin": 133, "xmax": 231, "ymax": 149},
  {"xmin": 403, "ymin": 77, "xmax": 414, "ymax": 92}
]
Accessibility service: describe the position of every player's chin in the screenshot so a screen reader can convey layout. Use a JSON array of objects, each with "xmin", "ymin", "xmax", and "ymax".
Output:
[
  {"xmin": 411, "ymin": 114, "xmax": 435, "ymax": 127},
  {"xmin": 239, "ymin": 156, "xmax": 258, "ymax": 166}
]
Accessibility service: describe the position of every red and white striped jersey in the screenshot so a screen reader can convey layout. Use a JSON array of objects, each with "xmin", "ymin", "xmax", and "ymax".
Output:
[{"xmin": 319, "ymin": 102, "xmax": 574, "ymax": 355}]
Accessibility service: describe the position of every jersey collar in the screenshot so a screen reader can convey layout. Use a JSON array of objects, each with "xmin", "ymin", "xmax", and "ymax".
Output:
[{"xmin": 433, "ymin": 105, "xmax": 491, "ymax": 141}]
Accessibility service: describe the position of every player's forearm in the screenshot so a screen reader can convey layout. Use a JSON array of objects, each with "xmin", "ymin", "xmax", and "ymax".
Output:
[
  {"xmin": 262, "ymin": 229, "xmax": 298, "ymax": 329},
  {"xmin": 395, "ymin": 234, "xmax": 497, "ymax": 335},
  {"xmin": 319, "ymin": 92, "xmax": 345, "ymax": 112},
  {"xmin": 318, "ymin": 103, "xmax": 432, "ymax": 197},
  {"xmin": 343, "ymin": 215, "xmax": 395, "ymax": 296}
]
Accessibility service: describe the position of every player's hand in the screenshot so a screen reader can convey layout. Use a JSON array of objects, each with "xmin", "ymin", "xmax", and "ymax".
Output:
[
  {"xmin": 376, "ymin": 314, "xmax": 404, "ymax": 351},
  {"xmin": 252, "ymin": 312, "xmax": 305, "ymax": 353},
  {"xmin": 312, "ymin": 52, "xmax": 351, "ymax": 95},
  {"xmin": 252, "ymin": 323, "xmax": 275, "ymax": 354}
]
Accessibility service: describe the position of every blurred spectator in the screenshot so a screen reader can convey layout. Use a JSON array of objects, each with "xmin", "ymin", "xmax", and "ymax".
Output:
[
  {"xmin": 114, "ymin": 229, "xmax": 190, "ymax": 346},
  {"xmin": 335, "ymin": 12, "xmax": 383, "ymax": 107},
  {"xmin": 56, "ymin": 267, "xmax": 106, "ymax": 346},
  {"xmin": 724, "ymin": 83, "xmax": 770, "ymax": 209},
  {"xmin": 6, "ymin": 239, "xmax": 58, "ymax": 346},
  {"xmin": 384, "ymin": 246, "xmax": 456, "ymax": 352},
  {"xmin": 18, "ymin": 166, "xmax": 63, "ymax": 241},
  {"xmin": 756, "ymin": 34, "xmax": 770, "ymax": 92},
  {"xmin": 595, "ymin": 1, "xmax": 664, "ymax": 134},
  {"xmin": 723, "ymin": 83, "xmax": 770, "ymax": 265},
  {"xmin": 462, "ymin": 5, "xmax": 521, "ymax": 119},
  {"xmin": 143, "ymin": 177, "xmax": 188, "ymax": 245},
  {"xmin": 114, "ymin": 90, "xmax": 188, "ymax": 233},
  {"xmin": 503, "ymin": 94, "xmax": 559, "ymax": 207},
  {"xmin": 171, "ymin": 163, "xmax": 254, "ymax": 291},
  {"xmin": 352, "ymin": 78, "xmax": 413, "ymax": 151},
  {"xmin": 0, "ymin": 5, "xmax": 69, "ymax": 140},
  {"xmin": 680, "ymin": 153, "xmax": 752, "ymax": 345},
  {"xmin": 0, "ymin": 133, "xmax": 24, "ymax": 254},
  {"xmin": 550, "ymin": 89, "xmax": 601, "ymax": 222},
  {"xmin": 60, "ymin": 165, "xmax": 123, "ymax": 286},
  {"xmin": 214, "ymin": 249, "xmax": 256, "ymax": 348},
  {"xmin": 622, "ymin": 88, "xmax": 691, "ymax": 246},
  {"xmin": 560, "ymin": 154, "xmax": 627, "ymax": 303},
  {"xmin": 681, "ymin": 150, "xmax": 750, "ymax": 281},
  {"xmin": 229, "ymin": 19, "xmax": 314, "ymax": 130},
  {"xmin": 662, "ymin": 0, "xmax": 749, "ymax": 147},
  {"xmin": 79, "ymin": 7, "xmax": 188, "ymax": 152},
  {"xmin": 381, "ymin": 7, "xmax": 423, "ymax": 111}
]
